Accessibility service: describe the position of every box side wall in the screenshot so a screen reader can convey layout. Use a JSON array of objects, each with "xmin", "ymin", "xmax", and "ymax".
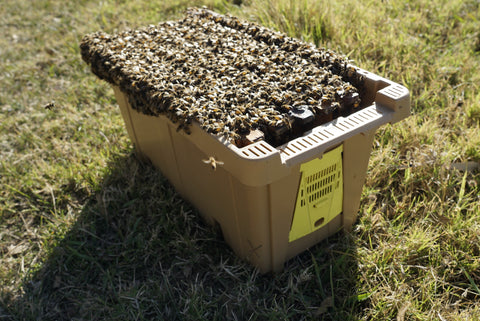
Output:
[
  {"xmin": 267, "ymin": 168, "xmax": 302, "ymax": 272},
  {"xmin": 342, "ymin": 130, "xmax": 376, "ymax": 230},
  {"xmin": 168, "ymin": 131, "xmax": 242, "ymax": 250},
  {"xmin": 113, "ymin": 87, "xmax": 139, "ymax": 149},
  {"xmin": 113, "ymin": 87, "xmax": 183, "ymax": 190},
  {"xmin": 129, "ymin": 108, "xmax": 184, "ymax": 192},
  {"xmin": 169, "ymin": 131, "xmax": 281, "ymax": 271},
  {"xmin": 164, "ymin": 123, "xmax": 276, "ymax": 269},
  {"xmin": 229, "ymin": 180, "xmax": 274, "ymax": 269}
]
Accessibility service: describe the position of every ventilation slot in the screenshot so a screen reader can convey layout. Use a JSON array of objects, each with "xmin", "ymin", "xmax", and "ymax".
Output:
[
  {"xmin": 355, "ymin": 112, "xmax": 369, "ymax": 121},
  {"xmin": 348, "ymin": 117, "xmax": 360, "ymax": 125},
  {"xmin": 364, "ymin": 109, "xmax": 377, "ymax": 118},
  {"xmin": 352, "ymin": 114, "xmax": 368, "ymax": 123},
  {"xmin": 280, "ymin": 144, "xmax": 300, "ymax": 156},
  {"xmin": 383, "ymin": 85, "xmax": 405, "ymax": 99},
  {"xmin": 291, "ymin": 143, "xmax": 302, "ymax": 151},
  {"xmin": 254, "ymin": 145, "xmax": 269, "ymax": 155},
  {"xmin": 286, "ymin": 145, "xmax": 297, "ymax": 154},
  {"xmin": 297, "ymin": 140, "xmax": 308, "ymax": 148},
  {"xmin": 260, "ymin": 143, "xmax": 272, "ymax": 152},
  {"xmin": 282, "ymin": 138, "xmax": 313, "ymax": 156},
  {"xmin": 280, "ymin": 148, "xmax": 290, "ymax": 156},
  {"xmin": 335, "ymin": 122, "xmax": 350, "ymax": 131},
  {"xmin": 303, "ymin": 165, "xmax": 340, "ymax": 205},
  {"xmin": 317, "ymin": 131, "xmax": 330, "ymax": 140},
  {"xmin": 241, "ymin": 142, "xmax": 274, "ymax": 158},
  {"xmin": 301, "ymin": 138, "xmax": 313, "ymax": 146}
]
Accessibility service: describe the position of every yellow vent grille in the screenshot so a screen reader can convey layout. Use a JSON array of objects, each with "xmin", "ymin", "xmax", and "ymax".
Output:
[{"xmin": 289, "ymin": 145, "xmax": 343, "ymax": 242}]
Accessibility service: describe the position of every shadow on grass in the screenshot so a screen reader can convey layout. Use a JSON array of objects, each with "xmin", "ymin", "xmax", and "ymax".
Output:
[{"xmin": 8, "ymin": 151, "xmax": 362, "ymax": 321}]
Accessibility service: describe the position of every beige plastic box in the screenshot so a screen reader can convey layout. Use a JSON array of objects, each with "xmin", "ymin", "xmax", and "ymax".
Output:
[{"xmin": 112, "ymin": 67, "xmax": 410, "ymax": 273}]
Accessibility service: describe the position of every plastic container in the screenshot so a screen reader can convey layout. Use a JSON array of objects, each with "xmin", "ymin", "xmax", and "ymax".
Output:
[{"xmin": 112, "ymin": 67, "xmax": 410, "ymax": 272}]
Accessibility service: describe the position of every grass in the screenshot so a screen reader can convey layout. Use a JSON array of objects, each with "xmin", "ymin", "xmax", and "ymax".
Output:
[{"xmin": 1, "ymin": 0, "xmax": 479, "ymax": 319}]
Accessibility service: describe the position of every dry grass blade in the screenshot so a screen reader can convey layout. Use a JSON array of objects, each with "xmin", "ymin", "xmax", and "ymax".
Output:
[{"xmin": 396, "ymin": 302, "xmax": 410, "ymax": 321}]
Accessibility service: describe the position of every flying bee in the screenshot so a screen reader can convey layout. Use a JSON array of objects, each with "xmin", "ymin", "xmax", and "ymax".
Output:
[{"xmin": 44, "ymin": 100, "xmax": 55, "ymax": 110}]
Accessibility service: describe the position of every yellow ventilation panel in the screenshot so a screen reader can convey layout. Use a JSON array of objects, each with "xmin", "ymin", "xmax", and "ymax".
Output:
[{"xmin": 289, "ymin": 145, "xmax": 343, "ymax": 242}]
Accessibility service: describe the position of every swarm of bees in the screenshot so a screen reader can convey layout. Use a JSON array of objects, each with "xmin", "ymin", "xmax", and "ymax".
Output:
[{"xmin": 81, "ymin": 7, "xmax": 365, "ymax": 147}]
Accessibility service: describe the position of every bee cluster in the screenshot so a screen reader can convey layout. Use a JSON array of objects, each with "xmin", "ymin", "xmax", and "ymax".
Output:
[{"xmin": 81, "ymin": 7, "xmax": 365, "ymax": 147}]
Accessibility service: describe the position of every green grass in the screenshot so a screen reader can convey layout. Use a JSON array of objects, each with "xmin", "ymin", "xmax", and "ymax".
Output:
[{"xmin": 1, "ymin": 0, "xmax": 480, "ymax": 319}]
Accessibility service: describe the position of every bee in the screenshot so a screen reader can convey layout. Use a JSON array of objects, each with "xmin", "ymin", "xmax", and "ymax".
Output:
[
  {"xmin": 44, "ymin": 100, "xmax": 55, "ymax": 110},
  {"xmin": 346, "ymin": 66, "xmax": 357, "ymax": 78}
]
